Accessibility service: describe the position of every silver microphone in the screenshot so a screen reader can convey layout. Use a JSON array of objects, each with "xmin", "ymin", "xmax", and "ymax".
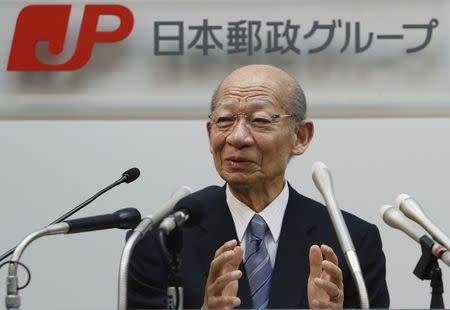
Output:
[
  {"xmin": 312, "ymin": 161, "xmax": 369, "ymax": 309},
  {"xmin": 397, "ymin": 194, "xmax": 450, "ymax": 251},
  {"xmin": 117, "ymin": 186, "xmax": 192, "ymax": 310},
  {"xmin": 380, "ymin": 204, "xmax": 450, "ymax": 266}
]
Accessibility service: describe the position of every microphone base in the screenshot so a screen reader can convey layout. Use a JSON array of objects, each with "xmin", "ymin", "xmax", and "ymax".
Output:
[{"xmin": 414, "ymin": 236, "xmax": 445, "ymax": 309}]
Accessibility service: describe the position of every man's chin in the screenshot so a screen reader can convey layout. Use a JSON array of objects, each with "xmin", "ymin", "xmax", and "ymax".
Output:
[{"xmin": 220, "ymin": 171, "xmax": 257, "ymax": 187}]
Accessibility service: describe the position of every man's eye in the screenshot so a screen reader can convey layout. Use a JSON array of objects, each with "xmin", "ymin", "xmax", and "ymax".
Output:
[
  {"xmin": 252, "ymin": 117, "xmax": 271, "ymax": 126},
  {"xmin": 216, "ymin": 116, "xmax": 234, "ymax": 126}
]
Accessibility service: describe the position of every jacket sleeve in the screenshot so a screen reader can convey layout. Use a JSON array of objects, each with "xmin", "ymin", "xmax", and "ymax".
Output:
[{"xmin": 344, "ymin": 223, "xmax": 390, "ymax": 308}]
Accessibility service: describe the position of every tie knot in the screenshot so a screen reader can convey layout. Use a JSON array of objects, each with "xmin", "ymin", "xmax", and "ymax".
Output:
[{"xmin": 249, "ymin": 214, "xmax": 268, "ymax": 240}]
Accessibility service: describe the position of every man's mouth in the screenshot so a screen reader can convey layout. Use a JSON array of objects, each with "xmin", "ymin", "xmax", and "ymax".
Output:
[{"xmin": 224, "ymin": 157, "xmax": 254, "ymax": 168}]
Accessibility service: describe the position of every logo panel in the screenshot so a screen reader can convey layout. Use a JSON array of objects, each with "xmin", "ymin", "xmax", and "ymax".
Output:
[{"xmin": 7, "ymin": 4, "xmax": 134, "ymax": 71}]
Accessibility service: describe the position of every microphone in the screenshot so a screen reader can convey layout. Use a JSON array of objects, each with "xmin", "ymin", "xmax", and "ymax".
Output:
[
  {"xmin": 159, "ymin": 205, "xmax": 204, "ymax": 235},
  {"xmin": 117, "ymin": 186, "xmax": 192, "ymax": 310},
  {"xmin": 0, "ymin": 167, "xmax": 141, "ymax": 263},
  {"xmin": 64, "ymin": 208, "xmax": 141, "ymax": 234},
  {"xmin": 5, "ymin": 208, "xmax": 142, "ymax": 310},
  {"xmin": 312, "ymin": 161, "xmax": 369, "ymax": 309},
  {"xmin": 397, "ymin": 194, "xmax": 450, "ymax": 251},
  {"xmin": 122, "ymin": 167, "xmax": 140, "ymax": 183},
  {"xmin": 380, "ymin": 205, "xmax": 450, "ymax": 266},
  {"xmin": 11, "ymin": 208, "xmax": 142, "ymax": 261}
]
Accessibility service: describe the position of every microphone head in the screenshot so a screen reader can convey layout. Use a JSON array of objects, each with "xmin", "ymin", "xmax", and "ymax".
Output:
[
  {"xmin": 122, "ymin": 168, "xmax": 140, "ymax": 183},
  {"xmin": 380, "ymin": 204, "xmax": 404, "ymax": 230},
  {"xmin": 312, "ymin": 161, "xmax": 334, "ymax": 197},
  {"xmin": 395, "ymin": 193, "xmax": 411, "ymax": 207},
  {"xmin": 159, "ymin": 204, "xmax": 204, "ymax": 234},
  {"xmin": 379, "ymin": 204, "xmax": 393, "ymax": 219},
  {"xmin": 380, "ymin": 204, "xmax": 422, "ymax": 242},
  {"xmin": 312, "ymin": 161, "xmax": 333, "ymax": 191},
  {"xmin": 312, "ymin": 161, "xmax": 328, "ymax": 171},
  {"xmin": 396, "ymin": 193, "xmax": 426, "ymax": 221},
  {"xmin": 113, "ymin": 208, "xmax": 142, "ymax": 229}
]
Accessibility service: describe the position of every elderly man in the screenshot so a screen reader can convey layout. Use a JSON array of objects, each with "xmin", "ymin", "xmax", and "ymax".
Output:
[{"xmin": 128, "ymin": 65, "xmax": 389, "ymax": 309}]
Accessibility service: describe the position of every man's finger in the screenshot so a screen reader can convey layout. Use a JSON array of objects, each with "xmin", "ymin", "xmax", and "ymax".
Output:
[
  {"xmin": 214, "ymin": 239, "xmax": 238, "ymax": 258},
  {"xmin": 309, "ymin": 245, "xmax": 323, "ymax": 278},
  {"xmin": 322, "ymin": 260, "xmax": 343, "ymax": 285},
  {"xmin": 208, "ymin": 270, "xmax": 242, "ymax": 295},
  {"xmin": 207, "ymin": 250, "xmax": 235, "ymax": 284},
  {"xmin": 228, "ymin": 246, "xmax": 243, "ymax": 268},
  {"xmin": 313, "ymin": 277, "xmax": 341, "ymax": 299},
  {"xmin": 207, "ymin": 295, "xmax": 241, "ymax": 309},
  {"xmin": 321, "ymin": 244, "xmax": 339, "ymax": 266}
]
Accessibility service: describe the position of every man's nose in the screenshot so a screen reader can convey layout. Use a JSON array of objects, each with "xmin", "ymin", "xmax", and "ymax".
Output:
[{"xmin": 225, "ymin": 118, "xmax": 254, "ymax": 148}]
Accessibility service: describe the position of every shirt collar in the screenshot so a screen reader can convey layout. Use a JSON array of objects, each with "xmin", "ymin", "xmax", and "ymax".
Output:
[{"xmin": 226, "ymin": 182, "xmax": 289, "ymax": 244}]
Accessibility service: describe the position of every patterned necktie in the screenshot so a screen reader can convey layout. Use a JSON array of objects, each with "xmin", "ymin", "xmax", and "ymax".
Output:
[{"xmin": 244, "ymin": 214, "xmax": 273, "ymax": 310}]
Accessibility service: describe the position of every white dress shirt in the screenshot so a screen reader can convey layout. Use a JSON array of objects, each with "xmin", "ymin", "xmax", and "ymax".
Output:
[{"xmin": 226, "ymin": 182, "xmax": 289, "ymax": 267}]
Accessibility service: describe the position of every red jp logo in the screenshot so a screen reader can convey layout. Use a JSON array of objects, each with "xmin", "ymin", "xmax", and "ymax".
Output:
[{"xmin": 7, "ymin": 5, "xmax": 134, "ymax": 71}]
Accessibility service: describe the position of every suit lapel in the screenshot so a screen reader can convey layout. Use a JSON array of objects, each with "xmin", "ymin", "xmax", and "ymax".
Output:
[{"xmin": 268, "ymin": 185, "xmax": 318, "ymax": 308}]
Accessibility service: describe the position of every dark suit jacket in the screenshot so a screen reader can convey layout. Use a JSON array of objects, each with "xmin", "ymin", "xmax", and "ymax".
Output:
[{"xmin": 127, "ymin": 184, "xmax": 389, "ymax": 309}]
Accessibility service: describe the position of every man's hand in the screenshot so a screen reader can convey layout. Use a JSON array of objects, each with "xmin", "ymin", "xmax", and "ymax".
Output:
[
  {"xmin": 308, "ymin": 244, "xmax": 344, "ymax": 309},
  {"xmin": 202, "ymin": 239, "xmax": 243, "ymax": 310}
]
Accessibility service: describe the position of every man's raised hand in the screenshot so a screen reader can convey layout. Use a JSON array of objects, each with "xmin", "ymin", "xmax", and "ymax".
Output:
[{"xmin": 202, "ymin": 239, "xmax": 243, "ymax": 310}]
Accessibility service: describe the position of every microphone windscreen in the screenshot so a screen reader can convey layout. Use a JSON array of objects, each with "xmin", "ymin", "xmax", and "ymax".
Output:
[
  {"xmin": 113, "ymin": 207, "xmax": 142, "ymax": 229},
  {"xmin": 123, "ymin": 167, "xmax": 140, "ymax": 183}
]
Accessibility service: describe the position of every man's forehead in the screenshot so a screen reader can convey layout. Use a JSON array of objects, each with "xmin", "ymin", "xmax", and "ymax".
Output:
[
  {"xmin": 216, "ymin": 65, "xmax": 292, "ymax": 97},
  {"xmin": 219, "ymin": 70, "xmax": 285, "ymax": 91},
  {"xmin": 218, "ymin": 96, "xmax": 276, "ymax": 108},
  {"xmin": 215, "ymin": 83, "xmax": 284, "ymax": 110},
  {"xmin": 215, "ymin": 96, "xmax": 276, "ymax": 109}
]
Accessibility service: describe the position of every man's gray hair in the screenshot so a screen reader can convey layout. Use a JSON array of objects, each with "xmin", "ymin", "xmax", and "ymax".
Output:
[{"xmin": 284, "ymin": 80, "xmax": 307, "ymax": 129}]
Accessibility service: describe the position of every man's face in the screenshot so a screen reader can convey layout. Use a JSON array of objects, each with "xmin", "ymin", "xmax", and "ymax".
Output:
[{"xmin": 207, "ymin": 68, "xmax": 300, "ymax": 189}]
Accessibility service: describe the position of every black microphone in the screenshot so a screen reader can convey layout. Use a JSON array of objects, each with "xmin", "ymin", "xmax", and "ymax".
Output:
[
  {"xmin": 122, "ymin": 168, "xmax": 140, "ymax": 183},
  {"xmin": 0, "ymin": 167, "xmax": 141, "ymax": 262},
  {"xmin": 159, "ymin": 205, "xmax": 204, "ymax": 235},
  {"xmin": 64, "ymin": 208, "xmax": 141, "ymax": 234}
]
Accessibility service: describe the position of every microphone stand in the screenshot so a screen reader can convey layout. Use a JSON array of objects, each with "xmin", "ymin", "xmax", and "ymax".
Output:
[
  {"xmin": 413, "ymin": 235, "xmax": 444, "ymax": 309},
  {"xmin": 160, "ymin": 229, "xmax": 183, "ymax": 310},
  {"xmin": 5, "ymin": 223, "xmax": 69, "ymax": 310}
]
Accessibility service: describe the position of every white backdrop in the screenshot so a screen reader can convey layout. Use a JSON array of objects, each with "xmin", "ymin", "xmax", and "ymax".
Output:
[{"xmin": 1, "ymin": 118, "xmax": 450, "ymax": 309}]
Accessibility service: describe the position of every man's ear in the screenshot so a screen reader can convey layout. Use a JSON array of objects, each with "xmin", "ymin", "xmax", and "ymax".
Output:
[
  {"xmin": 291, "ymin": 119, "xmax": 314, "ymax": 155},
  {"xmin": 206, "ymin": 121, "xmax": 213, "ymax": 154}
]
